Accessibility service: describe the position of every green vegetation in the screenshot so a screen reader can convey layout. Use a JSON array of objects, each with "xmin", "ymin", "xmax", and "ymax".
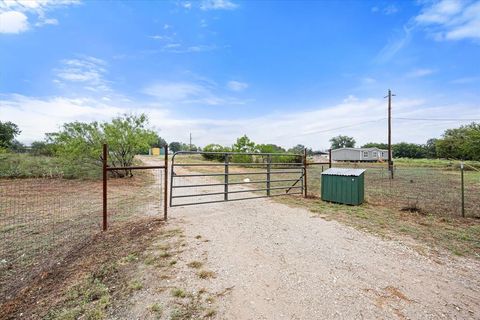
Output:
[
  {"xmin": 0, "ymin": 115, "xmax": 168, "ymax": 179},
  {"xmin": 330, "ymin": 135, "xmax": 356, "ymax": 149},
  {"xmin": 0, "ymin": 153, "xmax": 99, "ymax": 179},
  {"xmin": 49, "ymin": 114, "xmax": 157, "ymax": 176},
  {"xmin": 171, "ymin": 288, "xmax": 187, "ymax": 298},
  {"xmin": 363, "ymin": 122, "xmax": 480, "ymax": 160},
  {"xmin": 169, "ymin": 141, "xmax": 198, "ymax": 153},
  {"xmin": 200, "ymin": 135, "xmax": 306, "ymax": 163}
]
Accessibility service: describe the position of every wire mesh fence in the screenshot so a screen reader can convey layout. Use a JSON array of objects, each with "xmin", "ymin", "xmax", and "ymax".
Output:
[
  {"xmin": 0, "ymin": 165, "xmax": 165, "ymax": 303},
  {"xmin": 306, "ymin": 162, "xmax": 480, "ymax": 218}
]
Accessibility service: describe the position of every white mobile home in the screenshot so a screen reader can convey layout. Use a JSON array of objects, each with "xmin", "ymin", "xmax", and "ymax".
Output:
[{"xmin": 331, "ymin": 147, "xmax": 389, "ymax": 162}]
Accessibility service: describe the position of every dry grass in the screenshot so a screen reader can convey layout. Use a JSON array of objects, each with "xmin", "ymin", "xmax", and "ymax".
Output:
[
  {"xmin": 277, "ymin": 195, "xmax": 480, "ymax": 258},
  {"xmin": 0, "ymin": 167, "xmax": 164, "ymax": 305},
  {"xmin": 0, "ymin": 217, "xmax": 166, "ymax": 319}
]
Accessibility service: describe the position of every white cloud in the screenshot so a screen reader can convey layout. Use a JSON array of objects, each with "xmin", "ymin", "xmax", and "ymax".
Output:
[
  {"xmin": 406, "ymin": 68, "xmax": 435, "ymax": 78},
  {"xmin": 0, "ymin": 11, "xmax": 28, "ymax": 33},
  {"xmin": 384, "ymin": 4, "xmax": 399, "ymax": 15},
  {"xmin": 361, "ymin": 77, "xmax": 376, "ymax": 84},
  {"xmin": 54, "ymin": 56, "xmax": 111, "ymax": 92},
  {"xmin": 142, "ymin": 81, "xmax": 245, "ymax": 106},
  {"xmin": 200, "ymin": 0, "xmax": 238, "ymax": 11},
  {"xmin": 160, "ymin": 44, "xmax": 218, "ymax": 53},
  {"xmin": 180, "ymin": 1, "xmax": 192, "ymax": 9},
  {"xmin": 0, "ymin": 0, "xmax": 79, "ymax": 33},
  {"xmin": 371, "ymin": 4, "xmax": 398, "ymax": 15},
  {"xmin": 375, "ymin": 25, "xmax": 413, "ymax": 63},
  {"xmin": 415, "ymin": 0, "xmax": 480, "ymax": 41},
  {"xmin": 450, "ymin": 76, "xmax": 480, "ymax": 84},
  {"xmin": 227, "ymin": 80, "xmax": 248, "ymax": 91}
]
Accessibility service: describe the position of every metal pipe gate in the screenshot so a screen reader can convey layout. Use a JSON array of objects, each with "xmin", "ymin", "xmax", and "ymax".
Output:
[{"xmin": 170, "ymin": 151, "xmax": 305, "ymax": 207}]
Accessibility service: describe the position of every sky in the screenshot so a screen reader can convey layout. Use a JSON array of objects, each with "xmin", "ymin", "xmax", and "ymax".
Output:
[{"xmin": 0, "ymin": 0, "xmax": 479, "ymax": 150}]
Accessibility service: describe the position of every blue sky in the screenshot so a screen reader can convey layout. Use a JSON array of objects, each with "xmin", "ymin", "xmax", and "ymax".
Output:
[{"xmin": 1, "ymin": 0, "xmax": 479, "ymax": 149}]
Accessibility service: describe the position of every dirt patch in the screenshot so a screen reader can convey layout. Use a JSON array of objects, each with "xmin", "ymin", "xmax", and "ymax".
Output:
[{"xmin": 0, "ymin": 217, "xmax": 165, "ymax": 320}]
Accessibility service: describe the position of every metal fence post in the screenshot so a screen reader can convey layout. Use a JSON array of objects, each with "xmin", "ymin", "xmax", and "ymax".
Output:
[
  {"xmin": 329, "ymin": 149, "xmax": 332, "ymax": 168},
  {"xmin": 303, "ymin": 148, "xmax": 308, "ymax": 198},
  {"xmin": 266, "ymin": 155, "xmax": 271, "ymax": 196},
  {"xmin": 102, "ymin": 143, "xmax": 108, "ymax": 231},
  {"xmin": 461, "ymin": 162, "xmax": 465, "ymax": 218},
  {"xmin": 164, "ymin": 146, "xmax": 168, "ymax": 221},
  {"xmin": 224, "ymin": 154, "xmax": 229, "ymax": 201}
]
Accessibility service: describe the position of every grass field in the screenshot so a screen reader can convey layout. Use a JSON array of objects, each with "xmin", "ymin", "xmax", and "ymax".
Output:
[{"xmin": 0, "ymin": 160, "xmax": 164, "ymax": 303}]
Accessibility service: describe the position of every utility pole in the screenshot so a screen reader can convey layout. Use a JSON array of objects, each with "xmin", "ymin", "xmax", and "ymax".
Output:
[
  {"xmin": 189, "ymin": 132, "xmax": 192, "ymax": 151},
  {"xmin": 385, "ymin": 89, "xmax": 396, "ymax": 179}
]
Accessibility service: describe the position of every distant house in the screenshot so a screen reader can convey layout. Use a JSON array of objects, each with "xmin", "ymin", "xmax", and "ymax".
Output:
[{"xmin": 331, "ymin": 147, "xmax": 389, "ymax": 162}]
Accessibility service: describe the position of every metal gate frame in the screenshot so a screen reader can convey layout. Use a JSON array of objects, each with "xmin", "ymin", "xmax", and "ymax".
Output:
[
  {"xmin": 102, "ymin": 144, "xmax": 169, "ymax": 230},
  {"xmin": 169, "ymin": 151, "xmax": 305, "ymax": 207}
]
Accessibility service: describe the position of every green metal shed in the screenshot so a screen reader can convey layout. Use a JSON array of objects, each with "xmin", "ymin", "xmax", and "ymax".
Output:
[{"xmin": 321, "ymin": 168, "xmax": 365, "ymax": 205}]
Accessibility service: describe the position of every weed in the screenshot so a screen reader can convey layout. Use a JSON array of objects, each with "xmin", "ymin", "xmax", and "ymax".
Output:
[
  {"xmin": 187, "ymin": 261, "xmax": 203, "ymax": 269},
  {"xmin": 150, "ymin": 302, "xmax": 163, "ymax": 316},
  {"xmin": 120, "ymin": 253, "xmax": 138, "ymax": 264},
  {"xmin": 128, "ymin": 280, "xmax": 144, "ymax": 291},
  {"xmin": 197, "ymin": 270, "xmax": 215, "ymax": 279},
  {"xmin": 205, "ymin": 309, "xmax": 216, "ymax": 317},
  {"xmin": 159, "ymin": 250, "xmax": 172, "ymax": 258},
  {"xmin": 144, "ymin": 255, "xmax": 156, "ymax": 265},
  {"xmin": 171, "ymin": 288, "xmax": 187, "ymax": 298}
]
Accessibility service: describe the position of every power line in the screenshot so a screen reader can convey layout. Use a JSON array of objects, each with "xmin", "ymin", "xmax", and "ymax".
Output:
[
  {"xmin": 299, "ymin": 118, "xmax": 386, "ymax": 136},
  {"xmin": 394, "ymin": 117, "xmax": 480, "ymax": 121}
]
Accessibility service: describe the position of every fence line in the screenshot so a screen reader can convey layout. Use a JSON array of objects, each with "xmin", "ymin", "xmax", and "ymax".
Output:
[{"xmin": 0, "ymin": 148, "xmax": 168, "ymax": 303}]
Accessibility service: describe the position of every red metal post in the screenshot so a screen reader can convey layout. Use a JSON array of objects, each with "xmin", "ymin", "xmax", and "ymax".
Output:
[
  {"xmin": 164, "ymin": 146, "xmax": 168, "ymax": 221},
  {"xmin": 303, "ymin": 148, "xmax": 308, "ymax": 198},
  {"xmin": 102, "ymin": 143, "xmax": 108, "ymax": 231},
  {"xmin": 329, "ymin": 149, "xmax": 332, "ymax": 168}
]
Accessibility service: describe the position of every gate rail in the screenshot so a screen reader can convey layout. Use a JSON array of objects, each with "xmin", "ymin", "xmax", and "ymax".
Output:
[
  {"xmin": 170, "ymin": 151, "xmax": 305, "ymax": 207},
  {"xmin": 102, "ymin": 144, "xmax": 168, "ymax": 230}
]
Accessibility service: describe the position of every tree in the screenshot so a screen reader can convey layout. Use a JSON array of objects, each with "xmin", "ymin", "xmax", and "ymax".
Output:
[
  {"xmin": 0, "ymin": 121, "xmax": 21, "ymax": 149},
  {"xmin": 330, "ymin": 135, "xmax": 355, "ymax": 149},
  {"xmin": 361, "ymin": 142, "xmax": 388, "ymax": 149},
  {"xmin": 49, "ymin": 114, "xmax": 157, "ymax": 176},
  {"xmin": 424, "ymin": 138, "xmax": 437, "ymax": 159},
  {"xmin": 232, "ymin": 135, "xmax": 257, "ymax": 153},
  {"xmin": 202, "ymin": 144, "xmax": 229, "ymax": 161},
  {"xmin": 392, "ymin": 142, "xmax": 426, "ymax": 158},
  {"xmin": 31, "ymin": 141, "xmax": 56, "ymax": 156},
  {"xmin": 168, "ymin": 142, "xmax": 181, "ymax": 153},
  {"xmin": 151, "ymin": 134, "xmax": 167, "ymax": 148},
  {"xmin": 288, "ymin": 144, "xmax": 307, "ymax": 154},
  {"xmin": 257, "ymin": 144, "xmax": 286, "ymax": 153},
  {"xmin": 436, "ymin": 122, "xmax": 480, "ymax": 160}
]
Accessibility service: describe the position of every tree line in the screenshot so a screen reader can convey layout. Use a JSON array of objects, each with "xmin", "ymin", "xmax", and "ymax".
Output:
[
  {"xmin": 2, "ymin": 117, "xmax": 478, "ymax": 170},
  {"xmin": 328, "ymin": 122, "xmax": 479, "ymax": 161}
]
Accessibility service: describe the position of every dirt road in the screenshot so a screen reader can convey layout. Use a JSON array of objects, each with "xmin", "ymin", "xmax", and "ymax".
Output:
[{"xmin": 148, "ymin": 158, "xmax": 480, "ymax": 319}]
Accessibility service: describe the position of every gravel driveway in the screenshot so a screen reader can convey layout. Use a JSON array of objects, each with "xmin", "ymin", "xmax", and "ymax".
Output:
[{"xmin": 150, "ymin": 158, "xmax": 480, "ymax": 319}]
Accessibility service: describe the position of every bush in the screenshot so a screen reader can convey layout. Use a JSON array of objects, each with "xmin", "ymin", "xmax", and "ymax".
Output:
[{"xmin": 202, "ymin": 144, "xmax": 229, "ymax": 161}]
